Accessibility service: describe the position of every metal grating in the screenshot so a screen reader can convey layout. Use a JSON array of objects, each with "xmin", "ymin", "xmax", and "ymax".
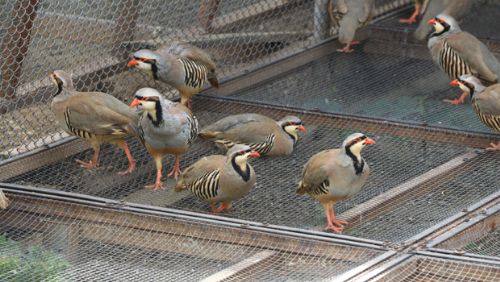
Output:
[
  {"xmin": 0, "ymin": 192, "xmax": 384, "ymax": 281},
  {"xmin": 2, "ymin": 98, "xmax": 497, "ymax": 244},
  {"xmin": 372, "ymin": 255, "xmax": 500, "ymax": 282}
]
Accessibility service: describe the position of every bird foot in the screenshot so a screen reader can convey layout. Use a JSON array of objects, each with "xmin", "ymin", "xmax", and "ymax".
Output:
[
  {"xmin": 399, "ymin": 17, "xmax": 417, "ymax": 24},
  {"xmin": 117, "ymin": 161, "xmax": 136, "ymax": 176},
  {"xmin": 349, "ymin": 40, "xmax": 360, "ymax": 45},
  {"xmin": 210, "ymin": 203, "xmax": 231, "ymax": 213},
  {"xmin": 486, "ymin": 142, "xmax": 500, "ymax": 151},
  {"xmin": 324, "ymin": 224, "xmax": 344, "ymax": 233},
  {"xmin": 145, "ymin": 181, "xmax": 165, "ymax": 191},
  {"xmin": 332, "ymin": 218, "xmax": 348, "ymax": 226},
  {"xmin": 337, "ymin": 45, "xmax": 355, "ymax": 53},
  {"xmin": 443, "ymin": 92, "xmax": 468, "ymax": 105},
  {"xmin": 167, "ymin": 166, "xmax": 181, "ymax": 179},
  {"xmin": 75, "ymin": 159, "xmax": 98, "ymax": 169}
]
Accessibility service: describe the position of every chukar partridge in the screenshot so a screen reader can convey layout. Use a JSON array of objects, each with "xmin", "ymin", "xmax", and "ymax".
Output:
[
  {"xmin": 399, "ymin": 0, "xmax": 430, "ymax": 24},
  {"xmin": 127, "ymin": 42, "xmax": 218, "ymax": 108},
  {"xmin": 451, "ymin": 74, "xmax": 500, "ymax": 150},
  {"xmin": 329, "ymin": 0, "xmax": 375, "ymax": 53},
  {"xmin": 0, "ymin": 189, "xmax": 9, "ymax": 209},
  {"xmin": 175, "ymin": 144, "xmax": 260, "ymax": 213},
  {"xmin": 50, "ymin": 70, "xmax": 139, "ymax": 175},
  {"xmin": 414, "ymin": 0, "xmax": 472, "ymax": 40},
  {"xmin": 199, "ymin": 113, "xmax": 306, "ymax": 156},
  {"xmin": 428, "ymin": 14, "xmax": 500, "ymax": 105},
  {"xmin": 130, "ymin": 88, "xmax": 198, "ymax": 190},
  {"xmin": 297, "ymin": 133, "xmax": 375, "ymax": 233}
]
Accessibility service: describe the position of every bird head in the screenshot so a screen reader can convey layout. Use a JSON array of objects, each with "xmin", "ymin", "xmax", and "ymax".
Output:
[
  {"xmin": 49, "ymin": 70, "xmax": 74, "ymax": 94},
  {"xmin": 228, "ymin": 144, "xmax": 260, "ymax": 166},
  {"xmin": 428, "ymin": 14, "xmax": 460, "ymax": 34},
  {"xmin": 128, "ymin": 49, "xmax": 160, "ymax": 73},
  {"xmin": 130, "ymin": 87, "xmax": 163, "ymax": 112},
  {"xmin": 450, "ymin": 74, "xmax": 484, "ymax": 97},
  {"xmin": 278, "ymin": 116, "xmax": 306, "ymax": 141},
  {"xmin": 342, "ymin": 132, "xmax": 376, "ymax": 157}
]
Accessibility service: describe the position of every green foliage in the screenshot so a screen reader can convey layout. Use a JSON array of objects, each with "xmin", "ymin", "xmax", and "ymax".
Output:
[{"xmin": 0, "ymin": 234, "xmax": 69, "ymax": 282}]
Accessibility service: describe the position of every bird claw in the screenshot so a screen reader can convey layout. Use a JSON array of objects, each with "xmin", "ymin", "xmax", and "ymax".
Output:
[
  {"xmin": 443, "ymin": 98, "xmax": 465, "ymax": 105},
  {"xmin": 145, "ymin": 182, "xmax": 165, "ymax": 191},
  {"xmin": 337, "ymin": 47, "xmax": 354, "ymax": 53},
  {"xmin": 332, "ymin": 218, "xmax": 348, "ymax": 226},
  {"xmin": 399, "ymin": 17, "xmax": 417, "ymax": 24},
  {"xmin": 167, "ymin": 167, "xmax": 181, "ymax": 179},
  {"xmin": 486, "ymin": 142, "xmax": 500, "ymax": 151},
  {"xmin": 117, "ymin": 161, "xmax": 136, "ymax": 176},
  {"xmin": 75, "ymin": 159, "xmax": 98, "ymax": 169},
  {"xmin": 324, "ymin": 224, "xmax": 344, "ymax": 234}
]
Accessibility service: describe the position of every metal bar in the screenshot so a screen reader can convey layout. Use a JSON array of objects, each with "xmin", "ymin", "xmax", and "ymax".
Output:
[
  {"xmin": 200, "ymin": 250, "xmax": 276, "ymax": 282},
  {"xmin": 0, "ymin": 184, "xmax": 387, "ymax": 251},
  {"xmin": 332, "ymin": 250, "xmax": 398, "ymax": 282},
  {"xmin": 426, "ymin": 248, "xmax": 500, "ymax": 263},
  {"xmin": 340, "ymin": 152, "xmax": 478, "ymax": 224},
  {"xmin": 198, "ymin": 0, "xmax": 221, "ymax": 32},
  {"xmin": 0, "ymin": 0, "xmax": 39, "ymax": 98},
  {"xmin": 413, "ymin": 250, "xmax": 500, "ymax": 267},
  {"xmin": 425, "ymin": 203, "xmax": 500, "ymax": 248},
  {"xmin": 112, "ymin": 0, "xmax": 140, "ymax": 58},
  {"xmin": 313, "ymin": 0, "xmax": 330, "ymax": 40},
  {"xmin": 342, "ymin": 254, "xmax": 414, "ymax": 282},
  {"xmin": 403, "ymin": 191, "xmax": 500, "ymax": 247}
]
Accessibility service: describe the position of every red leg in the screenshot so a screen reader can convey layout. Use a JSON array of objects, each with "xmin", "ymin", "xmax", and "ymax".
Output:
[
  {"xmin": 323, "ymin": 203, "xmax": 344, "ymax": 233},
  {"xmin": 145, "ymin": 156, "xmax": 165, "ymax": 190},
  {"xmin": 486, "ymin": 141, "xmax": 500, "ymax": 151},
  {"xmin": 167, "ymin": 155, "xmax": 182, "ymax": 179},
  {"xmin": 443, "ymin": 92, "xmax": 469, "ymax": 105},
  {"xmin": 329, "ymin": 206, "xmax": 348, "ymax": 227},
  {"xmin": 399, "ymin": 4, "xmax": 420, "ymax": 24},
  {"xmin": 75, "ymin": 145, "xmax": 100, "ymax": 169},
  {"xmin": 117, "ymin": 141, "xmax": 136, "ymax": 175}
]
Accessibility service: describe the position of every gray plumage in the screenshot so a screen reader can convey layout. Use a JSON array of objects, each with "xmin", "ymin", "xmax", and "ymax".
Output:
[
  {"xmin": 428, "ymin": 14, "xmax": 500, "ymax": 85},
  {"xmin": 175, "ymin": 144, "xmax": 257, "ymax": 212},
  {"xmin": 329, "ymin": 0, "xmax": 375, "ymax": 48},
  {"xmin": 415, "ymin": 0, "xmax": 472, "ymax": 41},
  {"xmin": 50, "ymin": 70, "xmax": 139, "ymax": 174},
  {"xmin": 129, "ymin": 42, "xmax": 218, "ymax": 106},
  {"xmin": 199, "ymin": 113, "xmax": 305, "ymax": 156}
]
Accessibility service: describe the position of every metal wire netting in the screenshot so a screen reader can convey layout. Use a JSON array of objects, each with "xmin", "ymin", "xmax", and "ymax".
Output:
[
  {"xmin": 0, "ymin": 193, "xmax": 384, "ymax": 281},
  {"xmin": 0, "ymin": 0, "xmax": 500, "ymax": 280},
  {"xmin": 373, "ymin": 255, "xmax": 500, "ymax": 281}
]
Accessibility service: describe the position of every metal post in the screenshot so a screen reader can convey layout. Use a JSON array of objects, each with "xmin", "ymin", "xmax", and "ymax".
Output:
[
  {"xmin": 313, "ymin": 0, "xmax": 330, "ymax": 40},
  {"xmin": 0, "ymin": 0, "xmax": 39, "ymax": 98},
  {"xmin": 113, "ymin": 0, "xmax": 140, "ymax": 58},
  {"xmin": 198, "ymin": 0, "xmax": 221, "ymax": 33}
]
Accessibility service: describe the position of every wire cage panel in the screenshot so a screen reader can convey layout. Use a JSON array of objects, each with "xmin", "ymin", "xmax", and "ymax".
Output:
[{"xmin": 0, "ymin": 192, "xmax": 384, "ymax": 281}]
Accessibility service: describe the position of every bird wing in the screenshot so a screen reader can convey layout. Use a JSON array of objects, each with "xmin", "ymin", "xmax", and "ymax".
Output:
[
  {"xmin": 297, "ymin": 149, "xmax": 339, "ymax": 194},
  {"xmin": 200, "ymin": 114, "xmax": 275, "ymax": 138},
  {"xmin": 65, "ymin": 92, "xmax": 136, "ymax": 136},
  {"xmin": 165, "ymin": 42, "xmax": 217, "ymax": 71},
  {"xmin": 446, "ymin": 32, "xmax": 499, "ymax": 83},
  {"xmin": 358, "ymin": 0, "xmax": 375, "ymax": 25},
  {"xmin": 181, "ymin": 155, "xmax": 226, "ymax": 184},
  {"xmin": 475, "ymin": 85, "xmax": 500, "ymax": 116},
  {"xmin": 329, "ymin": 0, "xmax": 348, "ymax": 28}
]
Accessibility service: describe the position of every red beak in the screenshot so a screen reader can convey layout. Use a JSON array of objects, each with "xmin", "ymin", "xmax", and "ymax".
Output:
[
  {"xmin": 130, "ymin": 98, "xmax": 141, "ymax": 107},
  {"xmin": 247, "ymin": 151, "xmax": 261, "ymax": 158},
  {"xmin": 449, "ymin": 80, "xmax": 460, "ymax": 87},
  {"xmin": 427, "ymin": 18, "xmax": 437, "ymax": 25},
  {"xmin": 127, "ymin": 59, "xmax": 139, "ymax": 68},
  {"xmin": 297, "ymin": 125, "xmax": 307, "ymax": 133},
  {"xmin": 364, "ymin": 137, "xmax": 376, "ymax": 145}
]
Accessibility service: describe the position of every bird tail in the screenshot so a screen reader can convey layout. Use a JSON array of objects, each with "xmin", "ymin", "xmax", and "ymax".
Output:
[
  {"xmin": 174, "ymin": 180, "xmax": 186, "ymax": 192},
  {"xmin": 207, "ymin": 70, "xmax": 219, "ymax": 88},
  {"xmin": 296, "ymin": 181, "xmax": 307, "ymax": 195},
  {"xmin": 0, "ymin": 189, "xmax": 10, "ymax": 209}
]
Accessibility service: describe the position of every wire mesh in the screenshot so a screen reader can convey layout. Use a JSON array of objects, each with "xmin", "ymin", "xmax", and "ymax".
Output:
[
  {"xmin": 3, "ymin": 98, "xmax": 494, "ymax": 244},
  {"xmin": 0, "ymin": 0, "xmax": 500, "ymax": 280},
  {"xmin": 435, "ymin": 211, "xmax": 500, "ymax": 258},
  {"xmin": 373, "ymin": 255, "xmax": 500, "ymax": 282},
  {"xmin": 0, "ymin": 193, "xmax": 383, "ymax": 281}
]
